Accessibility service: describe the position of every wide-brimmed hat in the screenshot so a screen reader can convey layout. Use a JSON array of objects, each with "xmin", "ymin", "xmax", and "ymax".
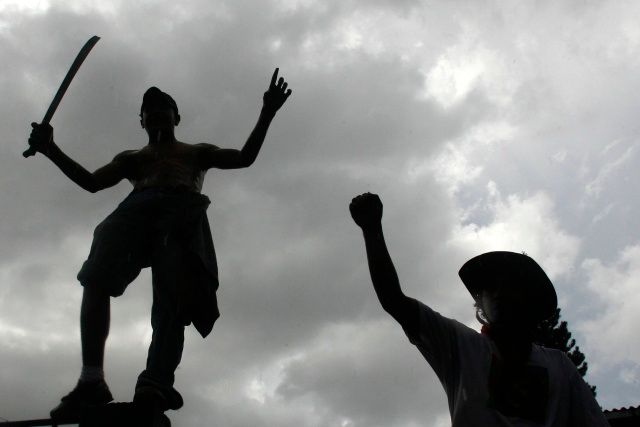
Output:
[{"xmin": 458, "ymin": 251, "xmax": 557, "ymax": 322}]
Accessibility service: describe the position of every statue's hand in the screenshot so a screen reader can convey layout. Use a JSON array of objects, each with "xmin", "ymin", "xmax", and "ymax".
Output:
[
  {"xmin": 262, "ymin": 68, "xmax": 292, "ymax": 114},
  {"xmin": 28, "ymin": 122, "xmax": 54, "ymax": 155}
]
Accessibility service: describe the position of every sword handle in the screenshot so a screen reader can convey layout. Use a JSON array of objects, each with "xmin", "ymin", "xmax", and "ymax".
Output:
[{"xmin": 24, "ymin": 119, "xmax": 50, "ymax": 157}]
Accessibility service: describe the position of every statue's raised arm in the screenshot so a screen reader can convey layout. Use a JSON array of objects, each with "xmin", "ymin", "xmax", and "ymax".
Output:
[{"xmin": 199, "ymin": 67, "xmax": 293, "ymax": 170}]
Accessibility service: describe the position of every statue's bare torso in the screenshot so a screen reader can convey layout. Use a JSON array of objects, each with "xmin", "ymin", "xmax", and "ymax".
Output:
[{"xmin": 120, "ymin": 142, "xmax": 209, "ymax": 193}]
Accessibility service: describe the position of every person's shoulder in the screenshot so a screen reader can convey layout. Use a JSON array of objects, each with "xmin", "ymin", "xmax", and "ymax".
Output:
[
  {"xmin": 415, "ymin": 301, "xmax": 471, "ymax": 325},
  {"xmin": 191, "ymin": 142, "xmax": 220, "ymax": 151},
  {"xmin": 533, "ymin": 343, "xmax": 567, "ymax": 358},
  {"xmin": 532, "ymin": 344, "xmax": 578, "ymax": 371},
  {"xmin": 113, "ymin": 149, "xmax": 140, "ymax": 162},
  {"xmin": 413, "ymin": 300, "xmax": 480, "ymax": 338}
]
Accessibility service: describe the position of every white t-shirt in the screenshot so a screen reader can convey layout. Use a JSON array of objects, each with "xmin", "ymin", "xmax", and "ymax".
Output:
[{"xmin": 404, "ymin": 301, "xmax": 609, "ymax": 426}]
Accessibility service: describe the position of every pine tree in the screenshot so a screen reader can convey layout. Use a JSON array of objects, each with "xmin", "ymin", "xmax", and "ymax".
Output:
[{"xmin": 534, "ymin": 307, "xmax": 597, "ymax": 396}]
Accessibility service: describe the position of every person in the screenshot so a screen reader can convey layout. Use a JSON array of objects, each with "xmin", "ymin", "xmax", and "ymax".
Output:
[
  {"xmin": 27, "ymin": 68, "xmax": 292, "ymax": 419},
  {"xmin": 349, "ymin": 192, "xmax": 609, "ymax": 426}
]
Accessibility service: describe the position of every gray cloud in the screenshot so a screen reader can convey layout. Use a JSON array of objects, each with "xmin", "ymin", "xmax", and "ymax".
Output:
[{"xmin": 2, "ymin": 0, "xmax": 640, "ymax": 425}]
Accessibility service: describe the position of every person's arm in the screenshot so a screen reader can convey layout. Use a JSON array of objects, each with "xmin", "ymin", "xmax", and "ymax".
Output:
[
  {"xmin": 200, "ymin": 68, "xmax": 292, "ymax": 170},
  {"xmin": 350, "ymin": 192, "xmax": 418, "ymax": 334},
  {"xmin": 28, "ymin": 122, "xmax": 129, "ymax": 193}
]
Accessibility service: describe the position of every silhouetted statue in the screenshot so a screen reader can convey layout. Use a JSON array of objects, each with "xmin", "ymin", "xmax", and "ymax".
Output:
[
  {"xmin": 27, "ymin": 68, "xmax": 292, "ymax": 420},
  {"xmin": 349, "ymin": 192, "xmax": 609, "ymax": 426}
]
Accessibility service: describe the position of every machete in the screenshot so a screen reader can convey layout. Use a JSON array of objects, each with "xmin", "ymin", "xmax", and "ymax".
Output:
[{"xmin": 23, "ymin": 35, "xmax": 100, "ymax": 157}]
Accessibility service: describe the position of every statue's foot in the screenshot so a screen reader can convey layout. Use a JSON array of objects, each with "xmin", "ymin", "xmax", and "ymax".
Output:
[
  {"xmin": 50, "ymin": 380, "xmax": 114, "ymax": 420},
  {"xmin": 134, "ymin": 377, "xmax": 183, "ymax": 411}
]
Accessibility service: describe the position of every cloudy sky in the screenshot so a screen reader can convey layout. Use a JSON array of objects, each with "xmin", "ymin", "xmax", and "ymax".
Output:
[{"xmin": 2, "ymin": 0, "xmax": 640, "ymax": 425}]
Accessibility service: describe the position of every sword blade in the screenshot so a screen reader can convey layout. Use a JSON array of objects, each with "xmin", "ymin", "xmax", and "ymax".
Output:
[{"xmin": 24, "ymin": 35, "xmax": 100, "ymax": 157}]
